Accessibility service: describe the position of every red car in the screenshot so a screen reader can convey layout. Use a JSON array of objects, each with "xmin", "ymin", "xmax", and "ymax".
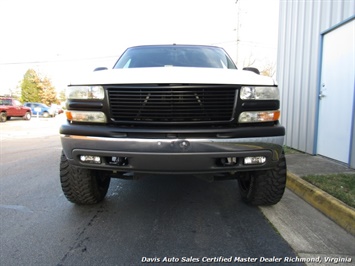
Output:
[{"xmin": 0, "ymin": 97, "xmax": 32, "ymax": 122}]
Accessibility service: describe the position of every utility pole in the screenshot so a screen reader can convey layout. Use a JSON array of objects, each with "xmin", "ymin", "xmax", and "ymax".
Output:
[{"xmin": 235, "ymin": 0, "xmax": 241, "ymax": 66}]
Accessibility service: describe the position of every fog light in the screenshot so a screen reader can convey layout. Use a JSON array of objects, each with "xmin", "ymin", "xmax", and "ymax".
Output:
[
  {"xmin": 244, "ymin": 156, "xmax": 266, "ymax": 165},
  {"xmin": 80, "ymin": 155, "xmax": 101, "ymax": 164}
]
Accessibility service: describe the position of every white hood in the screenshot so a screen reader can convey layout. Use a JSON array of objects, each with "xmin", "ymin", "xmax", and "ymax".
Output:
[{"xmin": 69, "ymin": 67, "xmax": 276, "ymax": 86}]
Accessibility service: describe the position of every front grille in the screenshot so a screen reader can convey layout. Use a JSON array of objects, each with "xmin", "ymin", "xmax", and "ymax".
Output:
[{"xmin": 107, "ymin": 85, "xmax": 237, "ymax": 124}]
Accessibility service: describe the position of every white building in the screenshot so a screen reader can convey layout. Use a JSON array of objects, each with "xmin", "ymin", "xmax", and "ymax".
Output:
[{"xmin": 277, "ymin": 0, "xmax": 355, "ymax": 168}]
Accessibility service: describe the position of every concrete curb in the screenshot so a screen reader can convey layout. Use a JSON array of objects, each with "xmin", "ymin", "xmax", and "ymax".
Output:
[{"xmin": 286, "ymin": 172, "xmax": 355, "ymax": 236}]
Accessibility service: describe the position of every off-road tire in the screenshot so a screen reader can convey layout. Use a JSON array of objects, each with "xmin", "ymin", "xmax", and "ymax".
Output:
[
  {"xmin": 238, "ymin": 152, "xmax": 286, "ymax": 206},
  {"xmin": 60, "ymin": 151, "xmax": 111, "ymax": 204}
]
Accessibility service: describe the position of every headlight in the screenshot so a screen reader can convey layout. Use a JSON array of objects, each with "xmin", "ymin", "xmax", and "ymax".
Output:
[
  {"xmin": 240, "ymin": 86, "xmax": 279, "ymax": 100},
  {"xmin": 66, "ymin": 111, "xmax": 107, "ymax": 123},
  {"xmin": 238, "ymin": 110, "xmax": 280, "ymax": 123},
  {"xmin": 66, "ymin": 86, "xmax": 104, "ymax": 100}
]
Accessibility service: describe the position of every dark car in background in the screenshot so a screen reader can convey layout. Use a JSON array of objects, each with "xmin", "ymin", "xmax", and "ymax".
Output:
[{"xmin": 24, "ymin": 102, "xmax": 56, "ymax": 118}]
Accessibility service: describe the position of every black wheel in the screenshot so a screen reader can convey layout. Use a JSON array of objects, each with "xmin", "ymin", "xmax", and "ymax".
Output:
[
  {"xmin": 0, "ymin": 112, "xmax": 7, "ymax": 122},
  {"xmin": 60, "ymin": 151, "xmax": 111, "ymax": 204},
  {"xmin": 23, "ymin": 112, "xmax": 31, "ymax": 120},
  {"xmin": 238, "ymin": 153, "xmax": 286, "ymax": 206}
]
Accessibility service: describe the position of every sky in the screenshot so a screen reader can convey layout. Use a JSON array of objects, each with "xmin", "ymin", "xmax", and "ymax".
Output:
[{"xmin": 0, "ymin": 0, "xmax": 279, "ymax": 96}]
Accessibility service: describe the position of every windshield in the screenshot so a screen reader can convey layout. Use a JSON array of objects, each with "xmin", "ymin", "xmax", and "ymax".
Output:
[{"xmin": 113, "ymin": 45, "xmax": 237, "ymax": 69}]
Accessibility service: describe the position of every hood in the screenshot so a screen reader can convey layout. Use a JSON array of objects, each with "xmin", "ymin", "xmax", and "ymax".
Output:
[{"xmin": 69, "ymin": 67, "xmax": 276, "ymax": 86}]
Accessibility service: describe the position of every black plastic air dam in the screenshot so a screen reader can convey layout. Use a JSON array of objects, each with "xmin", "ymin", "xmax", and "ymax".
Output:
[
  {"xmin": 69, "ymin": 148, "xmax": 277, "ymax": 174},
  {"xmin": 60, "ymin": 133, "xmax": 284, "ymax": 174}
]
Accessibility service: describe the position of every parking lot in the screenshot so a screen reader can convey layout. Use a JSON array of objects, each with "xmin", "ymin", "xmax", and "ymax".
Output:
[
  {"xmin": 0, "ymin": 114, "xmax": 65, "ymax": 140},
  {"xmin": 1, "ymin": 116, "xmax": 354, "ymax": 265}
]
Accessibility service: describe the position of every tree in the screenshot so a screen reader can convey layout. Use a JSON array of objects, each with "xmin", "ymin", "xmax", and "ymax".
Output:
[
  {"xmin": 241, "ymin": 54, "xmax": 276, "ymax": 78},
  {"xmin": 20, "ymin": 69, "xmax": 58, "ymax": 105},
  {"xmin": 21, "ymin": 69, "xmax": 41, "ymax": 103},
  {"xmin": 243, "ymin": 56, "xmax": 256, "ymax": 68},
  {"xmin": 38, "ymin": 77, "xmax": 58, "ymax": 106},
  {"xmin": 8, "ymin": 83, "xmax": 22, "ymax": 100},
  {"xmin": 58, "ymin": 89, "xmax": 66, "ymax": 103},
  {"xmin": 260, "ymin": 61, "xmax": 276, "ymax": 77}
]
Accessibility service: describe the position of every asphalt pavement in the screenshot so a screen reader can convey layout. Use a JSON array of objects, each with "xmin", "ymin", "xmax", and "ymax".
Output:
[{"xmin": 0, "ymin": 119, "xmax": 355, "ymax": 265}]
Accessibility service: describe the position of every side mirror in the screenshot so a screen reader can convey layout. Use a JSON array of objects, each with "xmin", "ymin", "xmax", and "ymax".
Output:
[
  {"xmin": 243, "ymin": 67, "xmax": 260, "ymax": 75},
  {"xmin": 94, "ymin": 67, "xmax": 108, "ymax": 72}
]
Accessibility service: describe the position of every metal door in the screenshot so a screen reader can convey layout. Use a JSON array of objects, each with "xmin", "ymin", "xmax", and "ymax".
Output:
[{"xmin": 317, "ymin": 19, "xmax": 355, "ymax": 164}]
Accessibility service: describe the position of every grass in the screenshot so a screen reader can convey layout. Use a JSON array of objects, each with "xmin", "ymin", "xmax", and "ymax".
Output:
[
  {"xmin": 283, "ymin": 146, "xmax": 355, "ymax": 207},
  {"xmin": 302, "ymin": 173, "xmax": 355, "ymax": 208},
  {"xmin": 283, "ymin": 145, "xmax": 302, "ymax": 154}
]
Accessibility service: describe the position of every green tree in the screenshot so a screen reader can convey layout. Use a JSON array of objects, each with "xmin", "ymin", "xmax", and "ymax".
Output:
[
  {"xmin": 21, "ymin": 69, "xmax": 41, "ymax": 103},
  {"xmin": 20, "ymin": 69, "xmax": 58, "ymax": 105}
]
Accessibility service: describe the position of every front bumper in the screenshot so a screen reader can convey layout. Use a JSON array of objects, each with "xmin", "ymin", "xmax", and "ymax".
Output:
[{"xmin": 60, "ymin": 132, "xmax": 285, "ymax": 175}]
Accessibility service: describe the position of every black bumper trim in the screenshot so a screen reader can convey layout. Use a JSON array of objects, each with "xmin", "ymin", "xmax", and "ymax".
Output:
[{"xmin": 60, "ymin": 123, "xmax": 285, "ymax": 139}]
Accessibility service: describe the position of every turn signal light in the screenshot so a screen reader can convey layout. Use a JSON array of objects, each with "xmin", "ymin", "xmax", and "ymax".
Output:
[
  {"xmin": 66, "ymin": 110, "xmax": 107, "ymax": 123},
  {"xmin": 238, "ymin": 110, "xmax": 280, "ymax": 123}
]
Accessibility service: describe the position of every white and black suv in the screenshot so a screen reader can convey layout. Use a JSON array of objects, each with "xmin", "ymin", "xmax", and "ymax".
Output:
[{"xmin": 60, "ymin": 44, "xmax": 286, "ymax": 206}]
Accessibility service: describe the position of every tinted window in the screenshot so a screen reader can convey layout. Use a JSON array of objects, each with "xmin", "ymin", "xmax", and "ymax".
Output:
[{"xmin": 113, "ymin": 46, "xmax": 237, "ymax": 69}]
